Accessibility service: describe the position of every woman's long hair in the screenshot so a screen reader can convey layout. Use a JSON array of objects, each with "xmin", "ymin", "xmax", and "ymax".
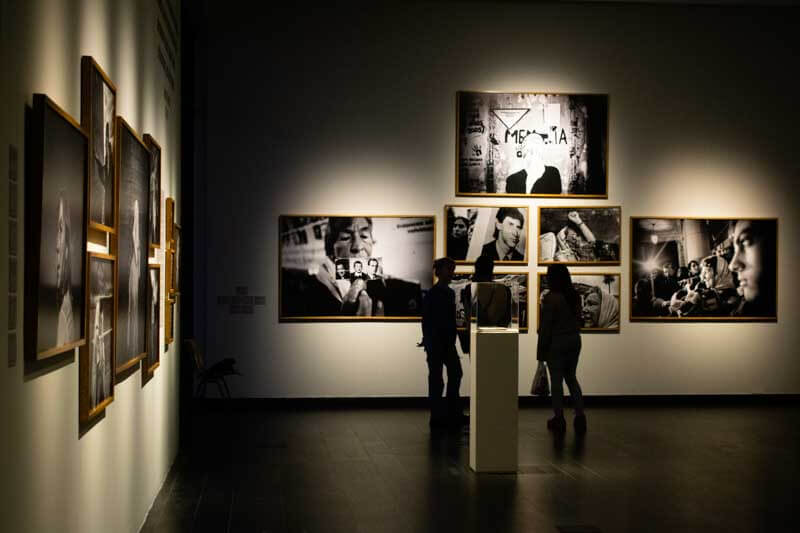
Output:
[
  {"xmin": 473, "ymin": 255, "xmax": 494, "ymax": 282},
  {"xmin": 546, "ymin": 264, "xmax": 580, "ymax": 319}
]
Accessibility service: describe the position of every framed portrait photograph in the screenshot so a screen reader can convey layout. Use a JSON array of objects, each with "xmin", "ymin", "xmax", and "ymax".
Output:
[
  {"xmin": 537, "ymin": 271, "xmax": 621, "ymax": 332},
  {"xmin": 456, "ymin": 92, "xmax": 608, "ymax": 198},
  {"xmin": 143, "ymin": 134, "xmax": 161, "ymax": 248},
  {"xmin": 145, "ymin": 264, "xmax": 160, "ymax": 375},
  {"xmin": 171, "ymin": 224, "xmax": 181, "ymax": 296},
  {"xmin": 81, "ymin": 57, "xmax": 117, "ymax": 232},
  {"xmin": 115, "ymin": 118, "xmax": 150, "ymax": 374},
  {"xmin": 80, "ymin": 253, "xmax": 114, "ymax": 422},
  {"xmin": 279, "ymin": 215, "xmax": 435, "ymax": 321},
  {"xmin": 451, "ymin": 272, "xmax": 529, "ymax": 333},
  {"xmin": 445, "ymin": 205, "xmax": 529, "ymax": 264},
  {"xmin": 24, "ymin": 94, "xmax": 88, "ymax": 360},
  {"xmin": 538, "ymin": 206, "xmax": 621, "ymax": 265},
  {"xmin": 630, "ymin": 217, "xmax": 777, "ymax": 321}
]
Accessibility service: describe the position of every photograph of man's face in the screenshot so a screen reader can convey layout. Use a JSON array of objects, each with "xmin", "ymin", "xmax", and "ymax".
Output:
[
  {"xmin": 496, "ymin": 215, "xmax": 522, "ymax": 250},
  {"xmin": 332, "ymin": 217, "xmax": 374, "ymax": 258},
  {"xmin": 279, "ymin": 216, "xmax": 433, "ymax": 320}
]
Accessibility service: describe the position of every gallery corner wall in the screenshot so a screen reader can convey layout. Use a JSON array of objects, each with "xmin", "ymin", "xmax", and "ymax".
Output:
[
  {"xmin": 196, "ymin": 2, "xmax": 800, "ymax": 399},
  {"xmin": 0, "ymin": 1, "xmax": 182, "ymax": 532}
]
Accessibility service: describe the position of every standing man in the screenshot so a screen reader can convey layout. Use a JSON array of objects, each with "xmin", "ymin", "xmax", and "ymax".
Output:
[
  {"xmin": 421, "ymin": 257, "xmax": 467, "ymax": 428},
  {"xmin": 481, "ymin": 207, "xmax": 525, "ymax": 261}
]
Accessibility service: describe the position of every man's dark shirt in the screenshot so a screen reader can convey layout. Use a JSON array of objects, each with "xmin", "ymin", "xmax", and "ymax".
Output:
[
  {"xmin": 480, "ymin": 240, "xmax": 524, "ymax": 261},
  {"xmin": 505, "ymin": 167, "xmax": 562, "ymax": 194},
  {"xmin": 653, "ymin": 274, "xmax": 680, "ymax": 301}
]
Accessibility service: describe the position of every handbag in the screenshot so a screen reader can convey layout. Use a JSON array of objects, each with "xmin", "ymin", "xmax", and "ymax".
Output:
[{"xmin": 531, "ymin": 361, "xmax": 550, "ymax": 397}]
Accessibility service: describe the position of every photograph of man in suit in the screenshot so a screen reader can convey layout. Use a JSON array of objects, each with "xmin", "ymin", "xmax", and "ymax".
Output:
[{"xmin": 480, "ymin": 207, "xmax": 525, "ymax": 261}]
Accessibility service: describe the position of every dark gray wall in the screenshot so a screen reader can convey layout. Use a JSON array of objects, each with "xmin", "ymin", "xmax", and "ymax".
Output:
[{"xmin": 196, "ymin": 2, "xmax": 800, "ymax": 397}]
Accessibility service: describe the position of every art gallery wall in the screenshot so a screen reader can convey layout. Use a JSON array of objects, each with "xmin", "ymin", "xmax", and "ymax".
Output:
[
  {"xmin": 194, "ymin": 2, "xmax": 800, "ymax": 398},
  {"xmin": 0, "ymin": 1, "xmax": 182, "ymax": 532}
]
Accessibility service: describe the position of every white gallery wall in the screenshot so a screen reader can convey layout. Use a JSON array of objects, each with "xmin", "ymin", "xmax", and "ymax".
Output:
[
  {"xmin": 196, "ymin": 2, "xmax": 800, "ymax": 398},
  {"xmin": 0, "ymin": 1, "xmax": 182, "ymax": 532}
]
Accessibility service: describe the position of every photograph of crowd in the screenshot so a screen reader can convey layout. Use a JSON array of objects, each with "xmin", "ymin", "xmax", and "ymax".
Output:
[
  {"xmin": 457, "ymin": 92, "xmax": 608, "ymax": 197},
  {"xmin": 27, "ymin": 95, "xmax": 87, "ymax": 359},
  {"xmin": 280, "ymin": 216, "xmax": 434, "ymax": 320},
  {"xmin": 538, "ymin": 272, "xmax": 620, "ymax": 332},
  {"xmin": 631, "ymin": 218, "xmax": 777, "ymax": 320},
  {"xmin": 116, "ymin": 119, "xmax": 150, "ymax": 372},
  {"xmin": 450, "ymin": 273, "xmax": 529, "ymax": 333},
  {"xmin": 445, "ymin": 205, "xmax": 528, "ymax": 264},
  {"xmin": 538, "ymin": 207, "xmax": 620, "ymax": 264},
  {"xmin": 82, "ymin": 57, "xmax": 116, "ymax": 230}
]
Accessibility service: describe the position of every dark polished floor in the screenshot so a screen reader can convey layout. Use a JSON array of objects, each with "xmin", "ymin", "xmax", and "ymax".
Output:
[{"xmin": 142, "ymin": 403, "xmax": 800, "ymax": 533}]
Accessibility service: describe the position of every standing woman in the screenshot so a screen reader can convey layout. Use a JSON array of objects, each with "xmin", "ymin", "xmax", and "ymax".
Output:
[{"xmin": 537, "ymin": 264, "xmax": 586, "ymax": 433}]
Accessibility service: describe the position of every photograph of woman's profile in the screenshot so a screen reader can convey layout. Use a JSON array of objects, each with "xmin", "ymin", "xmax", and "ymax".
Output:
[{"xmin": 30, "ymin": 95, "xmax": 87, "ymax": 358}]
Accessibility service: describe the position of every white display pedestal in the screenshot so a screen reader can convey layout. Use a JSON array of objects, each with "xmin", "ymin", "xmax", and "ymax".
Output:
[{"xmin": 469, "ymin": 328, "xmax": 519, "ymax": 473}]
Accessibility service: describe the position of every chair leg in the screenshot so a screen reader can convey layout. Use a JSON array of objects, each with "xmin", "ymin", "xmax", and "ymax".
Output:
[
  {"xmin": 222, "ymin": 377, "xmax": 232, "ymax": 399},
  {"xmin": 216, "ymin": 380, "xmax": 225, "ymax": 398}
]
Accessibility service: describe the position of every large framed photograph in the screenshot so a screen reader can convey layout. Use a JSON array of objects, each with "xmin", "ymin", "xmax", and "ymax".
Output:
[
  {"xmin": 115, "ymin": 118, "xmax": 150, "ymax": 374},
  {"xmin": 537, "ymin": 271, "xmax": 621, "ymax": 332},
  {"xmin": 80, "ymin": 253, "xmax": 114, "ymax": 422},
  {"xmin": 445, "ymin": 205, "xmax": 529, "ymax": 264},
  {"xmin": 451, "ymin": 272, "xmax": 529, "ymax": 333},
  {"xmin": 538, "ymin": 206, "xmax": 621, "ymax": 265},
  {"xmin": 456, "ymin": 92, "xmax": 608, "ymax": 197},
  {"xmin": 279, "ymin": 215, "xmax": 435, "ymax": 320},
  {"xmin": 24, "ymin": 94, "xmax": 88, "ymax": 360},
  {"xmin": 143, "ymin": 134, "xmax": 161, "ymax": 248},
  {"xmin": 145, "ymin": 264, "xmax": 160, "ymax": 375},
  {"xmin": 630, "ymin": 217, "xmax": 777, "ymax": 321},
  {"xmin": 81, "ymin": 57, "xmax": 116, "ymax": 232}
]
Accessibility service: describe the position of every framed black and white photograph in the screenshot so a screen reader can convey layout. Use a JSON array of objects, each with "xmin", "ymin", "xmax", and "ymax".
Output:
[
  {"xmin": 115, "ymin": 118, "xmax": 150, "ymax": 374},
  {"xmin": 538, "ymin": 206, "xmax": 621, "ymax": 265},
  {"xmin": 145, "ymin": 264, "xmax": 160, "ymax": 375},
  {"xmin": 630, "ymin": 217, "xmax": 777, "ymax": 321},
  {"xmin": 171, "ymin": 224, "xmax": 181, "ymax": 295},
  {"xmin": 143, "ymin": 134, "xmax": 161, "ymax": 248},
  {"xmin": 457, "ymin": 92, "xmax": 608, "ymax": 198},
  {"xmin": 279, "ymin": 215, "xmax": 435, "ymax": 320},
  {"xmin": 80, "ymin": 253, "xmax": 114, "ymax": 422},
  {"xmin": 451, "ymin": 272, "xmax": 529, "ymax": 333},
  {"xmin": 538, "ymin": 271, "xmax": 621, "ymax": 332},
  {"xmin": 24, "ymin": 94, "xmax": 87, "ymax": 361},
  {"xmin": 81, "ymin": 57, "xmax": 116, "ymax": 232},
  {"xmin": 445, "ymin": 205, "xmax": 529, "ymax": 264}
]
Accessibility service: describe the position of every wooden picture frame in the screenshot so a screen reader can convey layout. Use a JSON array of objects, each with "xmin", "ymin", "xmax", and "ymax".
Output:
[
  {"xmin": 537, "ymin": 271, "xmax": 621, "ymax": 333},
  {"xmin": 279, "ymin": 215, "xmax": 436, "ymax": 321},
  {"xmin": 451, "ymin": 271, "xmax": 530, "ymax": 333},
  {"xmin": 80, "ymin": 57, "xmax": 117, "ymax": 233},
  {"xmin": 24, "ymin": 94, "xmax": 88, "ymax": 361},
  {"xmin": 79, "ymin": 253, "xmax": 115, "ymax": 422},
  {"xmin": 144, "ymin": 263, "xmax": 161, "ymax": 375},
  {"xmin": 114, "ymin": 118, "xmax": 151, "ymax": 375},
  {"xmin": 537, "ymin": 206, "xmax": 621, "ymax": 265},
  {"xmin": 143, "ymin": 134, "xmax": 161, "ymax": 249},
  {"xmin": 630, "ymin": 216, "xmax": 778, "ymax": 322},
  {"xmin": 171, "ymin": 224, "xmax": 181, "ymax": 296},
  {"xmin": 444, "ymin": 204, "xmax": 529, "ymax": 265},
  {"xmin": 456, "ymin": 91, "xmax": 609, "ymax": 198}
]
